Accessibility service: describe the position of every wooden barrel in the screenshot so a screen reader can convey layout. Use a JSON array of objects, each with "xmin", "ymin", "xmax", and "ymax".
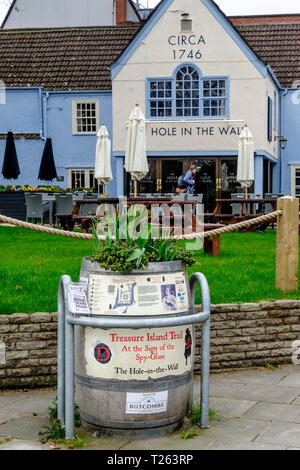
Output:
[{"xmin": 75, "ymin": 258, "xmax": 195, "ymax": 438}]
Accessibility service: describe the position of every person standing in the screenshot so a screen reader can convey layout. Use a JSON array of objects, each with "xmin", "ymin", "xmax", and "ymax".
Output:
[{"xmin": 183, "ymin": 165, "xmax": 197, "ymax": 194}]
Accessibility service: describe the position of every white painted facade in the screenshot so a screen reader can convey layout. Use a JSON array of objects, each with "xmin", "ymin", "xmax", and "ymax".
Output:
[
  {"xmin": 112, "ymin": 0, "xmax": 278, "ymax": 158},
  {"xmin": 2, "ymin": 0, "xmax": 140, "ymax": 28}
]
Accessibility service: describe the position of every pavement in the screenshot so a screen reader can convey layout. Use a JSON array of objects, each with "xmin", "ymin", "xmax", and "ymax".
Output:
[{"xmin": 0, "ymin": 364, "xmax": 300, "ymax": 451}]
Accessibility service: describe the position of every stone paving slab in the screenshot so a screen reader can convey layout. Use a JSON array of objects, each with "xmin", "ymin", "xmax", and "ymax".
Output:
[
  {"xmin": 0, "ymin": 415, "xmax": 50, "ymax": 440},
  {"xmin": 0, "ymin": 439, "xmax": 52, "ymax": 450},
  {"xmin": 0, "ymin": 365, "xmax": 300, "ymax": 450},
  {"xmin": 0, "ymin": 389, "xmax": 56, "ymax": 421},
  {"xmin": 244, "ymin": 402, "xmax": 300, "ymax": 424},
  {"xmin": 208, "ymin": 381, "xmax": 246, "ymax": 398},
  {"xmin": 210, "ymin": 397, "xmax": 257, "ymax": 418},
  {"xmin": 279, "ymin": 374, "xmax": 300, "ymax": 388},
  {"xmin": 215, "ymin": 368, "xmax": 290, "ymax": 386},
  {"xmin": 205, "ymin": 438, "xmax": 286, "ymax": 451},
  {"xmin": 255, "ymin": 421, "xmax": 300, "ymax": 448},
  {"xmin": 293, "ymin": 397, "xmax": 300, "ymax": 405},
  {"xmin": 231, "ymin": 383, "xmax": 299, "ymax": 404},
  {"xmin": 121, "ymin": 431, "xmax": 215, "ymax": 451},
  {"xmin": 185, "ymin": 415, "xmax": 269, "ymax": 441}
]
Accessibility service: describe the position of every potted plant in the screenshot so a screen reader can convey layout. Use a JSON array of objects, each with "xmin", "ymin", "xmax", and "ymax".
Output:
[{"xmin": 75, "ymin": 210, "xmax": 198, "ymax": 437}]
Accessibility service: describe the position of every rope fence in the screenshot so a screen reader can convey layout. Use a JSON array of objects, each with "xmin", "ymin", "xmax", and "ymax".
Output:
[
  {"xmin": 0, "ymin": 210, "xmax": 282, "ymax": 241},
  {"xmin": 0, "ymin": 196, "xmax": 298, "ymax": 293}
]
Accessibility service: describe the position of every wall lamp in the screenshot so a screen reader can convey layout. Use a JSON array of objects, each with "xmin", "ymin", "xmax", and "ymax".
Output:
[{"xmin": 274, "ymin": 135, "xmax": 288, "ymax": 150}]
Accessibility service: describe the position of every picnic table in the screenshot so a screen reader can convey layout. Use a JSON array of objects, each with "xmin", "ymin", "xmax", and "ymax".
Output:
[
  {"xmin": 71, "ymin": 197, "xmax": 224, "ymax": 256},
  {"xmin": 72, "ymin": 197, "xmax": 174, "ymax": 232},
  {"xmin": 215, "ymin": 198, "xmax": 278, "ymax": 217},
  {"xmin": 203, "ymin": 223, "xmax": 225, "ymax": 257}
]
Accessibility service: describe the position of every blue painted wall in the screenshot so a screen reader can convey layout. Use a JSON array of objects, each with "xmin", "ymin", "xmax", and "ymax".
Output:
[
  {"xmin": 0, "ymin": 88, "xmax": 120, "ymax": 196},
  {"xmin": 0, "ymin": 87, "xmax": 42, "ymax": 133},
  {"xmin": 0, "ymin": 85, "xmax": 294, "ymax": 199},
  {"xmin": 0, "ymin": 88, "xmax": 44, "ymax": 188},
  {"xmin": 281, "ymin": 89, "xmax": 300, "ymax": 195}
]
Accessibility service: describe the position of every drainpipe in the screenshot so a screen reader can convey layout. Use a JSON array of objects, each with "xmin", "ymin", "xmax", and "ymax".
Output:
[
  {"xmin": 41, "ymin": 91, "xmax": 49, "ymax": 141},
  {"xmin": 279, "ymin": 88, "xmax": 288, "ymax": 194},
  {"xmin": 112, "ymin": 0, "xmax": 116, "ymax": 25},
  {"xmin": 39, "ymin": 88, "xmax": 45, "ymax": 140}
]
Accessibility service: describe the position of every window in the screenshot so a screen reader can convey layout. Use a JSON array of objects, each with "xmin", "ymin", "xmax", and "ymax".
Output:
[
  {"xmin": 291, "ymin": 166, "xmax": 300, "ymax": 197},
  {"xmin": 181, "ymin": 14, "xmax": 192, "ymax": 32},
  {"xmin": 72, "ymin": 100, "xmax": 99, "ymax": 134},
  {"xmin": 267, "ymin": 97, "xmax": 273, "ymax": 142},
  {"xmin": 203, "ymin": 79, "xmax": 227, "ymax": 117},
  {"xmin": 147, "ymin": 66, "xmax": 229, "ymax": 119},
  {"xmin": 68, "ymin": 169, "xmax": 99, "ymax": 190},
  {"xmin": 274, "ymin": 91, "xmax": 278, "ymax": 130},
  {"xmin": 149, "ymin": 80, "xmax": 173, "ymax": 117},
  {"xmin": 176, "ymin": 65, "xmax": 200, "ymax": 117}
]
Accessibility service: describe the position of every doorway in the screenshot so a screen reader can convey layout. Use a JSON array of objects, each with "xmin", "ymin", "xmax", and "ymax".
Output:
[
  {"xmin": 190, "ymin": 158, "xmax": 241, "ymax": 212},
  {"xmin": 125, "ymin": 157, "xmax": 241, "ymax": 211}
]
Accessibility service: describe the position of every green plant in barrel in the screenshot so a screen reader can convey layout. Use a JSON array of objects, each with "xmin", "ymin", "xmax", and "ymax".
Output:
[{"xmin": 90, "ymin": 210, "xmax": 195, "ymax": 273}]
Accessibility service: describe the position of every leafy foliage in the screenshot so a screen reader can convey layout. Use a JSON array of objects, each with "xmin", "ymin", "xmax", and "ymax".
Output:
[
  {"xmin": 187, "ymin": 403, "xmax": 217, "ymax": 425},
  {"xmin": 40, "ymin": 396, "xmax": 82, "ymax": 446},
  {"xmin": 181, "ymin": 429, "xmax": 199, "ymax": 440},
  {"xmin": 90, "ymin": 213, "xmax": 196, "ymax": 273}
]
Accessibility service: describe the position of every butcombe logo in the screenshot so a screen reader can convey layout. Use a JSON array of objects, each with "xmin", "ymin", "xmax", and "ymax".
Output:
[{"xmin": 94, "ymin": 343, "xmax": 112, "ymax": 364}]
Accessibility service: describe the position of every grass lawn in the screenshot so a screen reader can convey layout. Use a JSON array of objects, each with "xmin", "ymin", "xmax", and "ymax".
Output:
[{"xmin": 0, "ymin": 226, "xmax": 300, "ymax": 314}]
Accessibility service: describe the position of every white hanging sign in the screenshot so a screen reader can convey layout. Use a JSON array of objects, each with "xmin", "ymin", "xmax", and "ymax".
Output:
[{"xmin": 67, "ymin": 284, "xmax": 90, "ymax": 316}]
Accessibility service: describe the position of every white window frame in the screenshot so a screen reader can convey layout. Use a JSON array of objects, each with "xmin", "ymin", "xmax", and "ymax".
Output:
[
  {"xmin": 68, "ymin": 168, "xmax": 97, "ymax": 189},
  {"xmin": 72, "ymin": 100, "xmax": 99, "ymax": 135},
  {"xmin": 290, "ymin": 165, "xmax": 300, "ymax": 197}
]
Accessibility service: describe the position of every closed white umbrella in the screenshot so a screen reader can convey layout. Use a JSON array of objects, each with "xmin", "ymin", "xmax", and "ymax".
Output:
[
  {"xmin": 95, "ymin": 123, "xmax": 112, "ymax": 197},
  {"xmin": 237, "ymin": 124, "xmax": 255, "ymax": 199},
  {"xmin": 125, "ymin": 103, "xmax": 148, "ymax": 198}
]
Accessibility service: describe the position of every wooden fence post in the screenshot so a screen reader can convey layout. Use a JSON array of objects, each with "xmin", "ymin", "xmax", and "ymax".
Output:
[{"xmin": 276, "ymin": 196, "xmax": 299, "ymax": 292}]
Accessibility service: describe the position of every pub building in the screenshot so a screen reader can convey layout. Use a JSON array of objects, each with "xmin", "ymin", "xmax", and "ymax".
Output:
[{"xmin": 0, "ymin": 0, "xmax": 299, "ymax": 212}]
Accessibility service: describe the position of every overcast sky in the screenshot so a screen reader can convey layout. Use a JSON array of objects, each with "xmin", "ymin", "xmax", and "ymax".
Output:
[
  {"xmin": 0, "ymin": 0, "xmax": 299, "ymax": 22},
  {"xmin": 146, "ymin": 0, "xmax": 300, "ymax": 15}
]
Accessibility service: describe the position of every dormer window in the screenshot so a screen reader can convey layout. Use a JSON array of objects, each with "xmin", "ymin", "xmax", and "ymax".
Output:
[{"xmin": 181, "ymin": 13, "xmax": 192, "ymax": 32}]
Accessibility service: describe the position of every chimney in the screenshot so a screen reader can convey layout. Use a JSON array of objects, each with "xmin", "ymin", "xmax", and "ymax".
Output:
[{"xmin": 116, "ymin": 0, "xmax": 127, "ymax": 25}]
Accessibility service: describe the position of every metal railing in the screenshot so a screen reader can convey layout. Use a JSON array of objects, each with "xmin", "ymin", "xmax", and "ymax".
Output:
[{"xmin": 57, "ymin": 272, "xmax": 211, "ymax": 439}]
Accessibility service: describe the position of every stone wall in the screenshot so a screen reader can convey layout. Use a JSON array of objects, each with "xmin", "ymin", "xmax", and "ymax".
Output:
[
  {"xmin": 195, "ymin": 300, "xmax": 300, "ymax": 372},
  {"xmin": 0, "ymin": 313, "xmax": 57, "ymax": 389},
  {"xmin": 0, "ymin": 300, "xmax": 299, "ymax": 389}
]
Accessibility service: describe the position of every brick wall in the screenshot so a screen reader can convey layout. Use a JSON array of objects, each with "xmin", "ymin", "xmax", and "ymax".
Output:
[
  {"xmin": 116, "ymin": 0, "xmax": 127, "ymax": 25},
  {"xmin": 0, "ymin": 301, "xmax": 299, "ymax": 389}
]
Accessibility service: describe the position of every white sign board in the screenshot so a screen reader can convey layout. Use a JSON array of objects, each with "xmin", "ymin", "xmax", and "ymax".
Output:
[
  {"xmin": 85, "ymin": 325, "xmax": 194, "ymax": 381},
  {"xmin": 68, "ymin": 284, "xmax": 90, "ymax": 316},
  {"xmin": 126, "ymin": 391, "xmax": 168, "ymax": 415},
  {"xmin": 87, "ymin": 272, "xmax": 189, "ymax": 316}
]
